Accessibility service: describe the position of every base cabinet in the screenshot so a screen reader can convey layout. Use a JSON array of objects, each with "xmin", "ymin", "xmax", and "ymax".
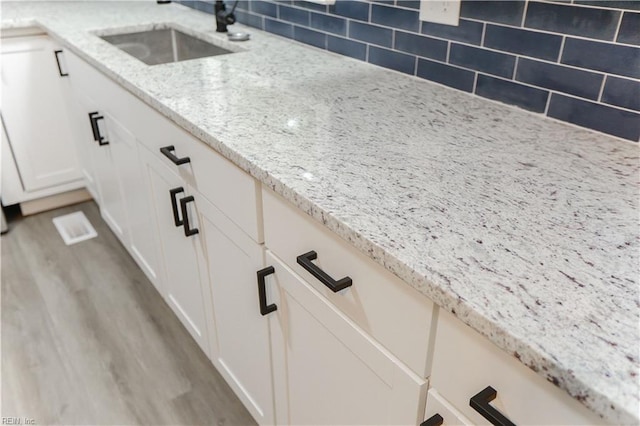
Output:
[
  {"xmin": 65, "ymin": 51, "xmax": 161, "ymax": 291},
  {"xmin": 199, "ymin": 193, "xmax": 274, "ymax": 425},
  {"xmin": 143, "ymin": 148, "xmax": 212, "ymax": 356},
  {"xmin": 57, "ymin": 42, "xmax": 609, "ymax": 426},
  {"xmin": 0, "ymin": 34, "xmax": 82, "ymax": 202},
  {"xmin": 264, "ymin": 251, "xmax": 428, "ymax": 425},
  {"xmin": 428, "ymin": 310, "xmax": 606, "ymax": 426}
]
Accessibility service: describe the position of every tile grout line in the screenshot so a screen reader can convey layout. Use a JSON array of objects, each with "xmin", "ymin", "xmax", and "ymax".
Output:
[
  {"xmin": 480, "ymin": 22, "xmax": 486, "ymax": 46},
  {"xmin": 445, "ymin": 40, "xmax": 451, "ymax": 63},
  {"xmin": 521, "ymin": 0, "xmax": 530, "ymax": 28},
  {"xmin": 613, "ymin": 10, "xmax": 624, "ymax": 43},
  {"xmin": 543, "ymin": 90, "xmax": 552, "ymax": 115},
  {"xmin": 513, "ymin": 56, "xmax": 519, "ymax": 80},
  {"xmin": 557, "ymin": 36, "xmax": 566, "ymax": 63},
  {"xmin": 597, "ymin": 75, "xmax": 607, "ymax": 103}
]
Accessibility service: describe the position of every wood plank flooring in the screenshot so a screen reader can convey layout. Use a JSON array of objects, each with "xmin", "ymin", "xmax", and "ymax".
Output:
[{"xmin": 1, "ymin": 201, "xmax": 256, "ymax": 425}]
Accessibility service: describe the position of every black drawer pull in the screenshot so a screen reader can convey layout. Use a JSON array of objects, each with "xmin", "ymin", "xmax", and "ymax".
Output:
[
  {"xmin": 169, "ymin": 187, "xmax": 185, "ymax": 227},
  {"xmin": 88, "ymin": 112, "xmax": 108, "ymax": 145},
  {"xmin": 160, "ymin": 145, "xmax": 191, "ymax": 165},
  {"xmin": 470, "ymin": 386, "xmax": 516, "ymax": 426},
  {"xmin": 180, "ymin": 195, "xmax": 199, "ymax": 237},
  {"xmin": 296, "ymin": 250, "xmax": 352, "ymax": 293},
  {"xmin": 256, "ymin": 266, "xmax": 277, "ymax": 316},
  {"xmin": 421, "ymin": 414, "xmax": 443, "ymax": 426},
  {"xmin": 54, "ymin": 50, "xmax": 68, "ymax": 76},
  {"xmin": 88, "ymin": 112, "xmax": 100, "ymax": 141}
]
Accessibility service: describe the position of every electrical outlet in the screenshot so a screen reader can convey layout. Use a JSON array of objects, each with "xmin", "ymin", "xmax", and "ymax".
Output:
[{"xmin": 419, "ymin": 0, "xmax": 461, "ymax": 26}]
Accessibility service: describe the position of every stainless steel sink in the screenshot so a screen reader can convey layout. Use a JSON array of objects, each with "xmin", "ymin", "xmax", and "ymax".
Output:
[{"xmin": 101, "ymin": 28, "xmax": 234, "ymax": 65}]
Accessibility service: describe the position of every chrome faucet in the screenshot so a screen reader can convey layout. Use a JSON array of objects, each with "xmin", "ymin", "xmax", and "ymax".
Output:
[{"xmin": 215, "ymin": 0, "xmax": 238, "ymax": 33}]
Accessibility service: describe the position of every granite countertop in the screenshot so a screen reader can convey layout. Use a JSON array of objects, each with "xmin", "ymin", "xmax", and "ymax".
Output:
[{"xmin": 2, "ymin": 2, "xmax": 638, "ymax": 423}]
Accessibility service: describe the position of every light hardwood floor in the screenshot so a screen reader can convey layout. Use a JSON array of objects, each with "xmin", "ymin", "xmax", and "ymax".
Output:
[{"xmin": 1, "ymin": 201, "xmax": 256, "ymax": 425}]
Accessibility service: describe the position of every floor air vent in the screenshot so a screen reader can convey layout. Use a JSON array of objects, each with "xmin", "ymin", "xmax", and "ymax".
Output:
[{"xmin": 52, "ymin": 211, "xmax": 98, "ymax": 246}]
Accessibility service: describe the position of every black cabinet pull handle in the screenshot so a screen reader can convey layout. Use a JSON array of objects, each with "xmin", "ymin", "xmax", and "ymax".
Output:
[
  {"xmin": 88, "ymin": 112, "xmax": 100, "ymax": 141},
  {"xmin": 160, "ymin": 145, "xmax": 190, "ymax": 165},
  {"xmin": 54, "ymin": 50, "xmax": 68, "ymax": 76},
  {"xmin": 179, "ymin": 195, "xmax": 199, "ymax": 237},
  {"xmin": 296, "ymin": 250, "xmax": 352, "ymax": 293},
  {"xmin": 88, "ymin": 112, "xmax": 108, "ymax": 145},
  {"xmin": 169, "ymin": 187, "xmax": 185, "ymax": 227},
  {"xmin": 420, "ymin": 414, "xmax": 443, "ymax": 426},
  {"xmin": 257, "ymin": 266, "xmax": 277, "ymax": 316},
  {"xmin": 470, "ymin": 386, "xmax": 516, "ymax": 426}
]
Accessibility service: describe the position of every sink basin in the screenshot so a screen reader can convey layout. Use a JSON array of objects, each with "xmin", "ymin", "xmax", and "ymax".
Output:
[{"xmin": 101, "ymin": 28, "xmax": 234, "ymax": 65}]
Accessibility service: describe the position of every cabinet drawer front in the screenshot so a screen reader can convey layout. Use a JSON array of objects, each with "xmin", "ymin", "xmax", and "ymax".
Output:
[
  {"xmin": 266, "ymin": 251, "xmax": 427, "ymax": 426},
  {"xmin": 262, "ymin": 187, "xmax": 435, "ymax": 377},
  {"xmin": 430, "ymin": 310, "xmax": 606, "ymax": 426}
]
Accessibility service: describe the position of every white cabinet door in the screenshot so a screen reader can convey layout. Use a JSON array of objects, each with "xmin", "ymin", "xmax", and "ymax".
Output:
[
  {"xmin": 197, "ymin": 195, "xmax": 274, "ymax": 425},
  {"xmin": 144, "ymin": 149, "xmax": 211, "ymax": 356},
  {"xmin": 91, "ymin": 112, "xmax": 129, "ymax": 243},
  {"xmin": 64, "ymin": 84, "xmax": 100, "ymax": 201},
  {"xmin": 265, "ymin": 251, "xmax": 427, "ymax": 426},
  {"xmin": 107, "ymin": 117, "xmax": 161, "ymax": 287},
  {"xmin": 0, "ymin": 36, "xmax": 81, "ymax": 191}
]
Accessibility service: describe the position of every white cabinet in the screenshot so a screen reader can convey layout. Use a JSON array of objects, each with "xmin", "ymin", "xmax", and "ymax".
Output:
[
  {"xmin": 65, "ymin": 50, "xmax": 161, "ymax": 290},
  {"xmin": 428, "ymin": 310, "xmax": 606, "ymax": 426},
  {"xmin": 90, "ymin": 112, "xmax": 130, "ymax": 242},
  {"xmin": 263, "ymin": 251, "xmax": 428, "ymax": 425},
  {"xmin": 198, "ymin": 192, "xmax": 274, "ymax": 425},
  {"xmin": 53, "ymin": 42, "xmax": 608, "ymax": 426},
  {"xmin": 262, "ymin": 187, "xmax": 436, "ymax": 378},
  {"xmin": 131, "ymin": 93, "xmax": 272, "ymax": 423},
  {"xmin": 142, "ymin": 146, "xmax": 212, "ymax": 356},
  {"xmin": 64, "ymin": 88, "xmax": 100, "ymax": 201},
  {"xmin": 0, "ymin": 35, "xmax": 82, "ymax": 193}
]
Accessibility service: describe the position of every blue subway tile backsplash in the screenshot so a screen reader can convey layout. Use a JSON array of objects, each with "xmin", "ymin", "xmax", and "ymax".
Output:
[
  {"xmin": 617, "ymin": 12, "xmax": 640, "ymax": 45},
  {"xmin": 251, "ymin": 0, "xmax": 278, "ymax": 17},
  {"xmin": 310, "ymin": 12, "xmax": 346, "ymax": 35},
  {"xmin": 483, "ymin": 25, "xmax": 562, "ymax": 61},
  {"xmin": 459, "ymin": 1, "xmax": 525, "ymax": 26},
  {"xmin": 561, "ymin": 38, "xmax": 640, "ymax": 79},
  {"xmin": 293, "ymin": 0, "xmax": 326, "ymax": 12},
  {"xmin": 278, "ymin": 5, "xmax": 309, "ymax": 26},
  {"xmin": 179, "ymin": 0, "xmax": 640, "ymax": 141},
  {"xmin": 328, "ymin": 0, "xmax": 369, "ymax": 21},
  {"xmin": 525, "ymin": 1, "xmax": 620, "ymax": 41},
  {"xmin": 293, "ymin": 26, "xmax": 326, "ymax": 49},
  {"xmin": 476, "ymin": 75, "xmax": 549, "ymax": 113},
  {"xmin": 602, "ymin": 77, "xmax": 640, "ymax": 112},
  {"xmin": 349, "ymin": 21, "xmax": 393, "ymax": 48},
  {"xmin": 393, "ymin": 31, "xmax": 447, "ymax": 61},
  {"xmin": 548, "ymin": 94, "xmax": 640, "ymax": 141},
  {"xmin": 327, "ymin": 35, "xmax": 366, "ymax": 60},
  {"xmin": 368, "ymin": 46, "xmax": 416, "ymax": 75},
  {"xmin": 449, "ymin": 44, "xmax": 516, "ymax": 79},
  {"xmin": 515, "ymin": 58, "xmax": 603, "ymax": 100},
  {"xmin": 420, "ymin": 19, "xmax": 483, "ymax": 45},
  {"xmin": 573, "ymin": 0, "xmax": 640, "ymax": 11},
  {"xmin": 371, "ymin": 4, "xmax": 419, "ymax": 32},
  {"xmin": 264, "ymin": 17, "xmax": 293, "ymax": 38},
  {"xmin": 416, "ymin": 59, "xmax": 475, "ymax": 92}
]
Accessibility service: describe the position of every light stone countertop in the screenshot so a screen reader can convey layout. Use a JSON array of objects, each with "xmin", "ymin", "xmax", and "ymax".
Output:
[{"xmin": 2, "ymin": 2, "xmax": 638, "ymax": 423}]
